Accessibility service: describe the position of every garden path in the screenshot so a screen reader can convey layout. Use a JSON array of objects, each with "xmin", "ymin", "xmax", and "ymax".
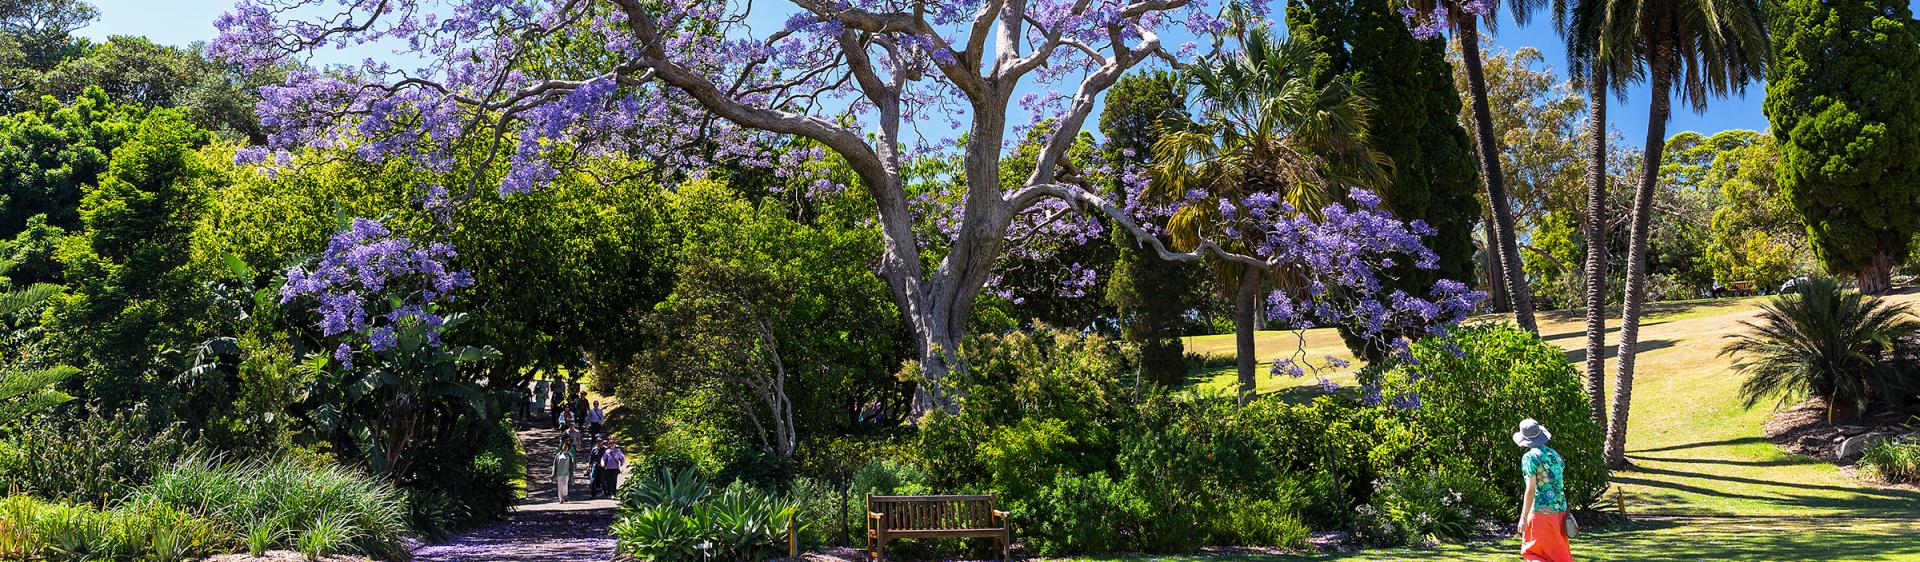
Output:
[{"xmin": 411, "ymin": 423, "xmax": 619, "ymax": 561}]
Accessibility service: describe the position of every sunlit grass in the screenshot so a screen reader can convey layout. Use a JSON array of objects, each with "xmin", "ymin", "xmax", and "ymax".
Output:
[{"xmin": 1158, "ymin": 291, "xmax": 1920, "ymax": 559}]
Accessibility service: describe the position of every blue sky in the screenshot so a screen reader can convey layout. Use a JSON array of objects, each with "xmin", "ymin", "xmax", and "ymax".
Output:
[{"xmin": 84, "ymin": 0, "xmax": 1820, "ymax": 147}]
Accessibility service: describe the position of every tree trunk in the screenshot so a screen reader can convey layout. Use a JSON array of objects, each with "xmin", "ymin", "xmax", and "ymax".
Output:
[
  {"xmin": 1856, "ymin": 247, "xmax": 1895, "ymax": 295},
  {"xmin": 1581, "ymin": 65, "xmax": 1611, "ymax": 428},
  {"xmin": 1607, "ymin": 49, "xmax": 1674, "ymax": 469},
  {"xmin": 1457, "ymin": 23, "xmax": 1538, "ymax": 334},
  {"xmin": 1483, "ymin": 217, "xmax": 1512, "ymax": 312},
  {"xmin": 1235, "ymin": 266, "xmax": 1264, "ymax": 405}
]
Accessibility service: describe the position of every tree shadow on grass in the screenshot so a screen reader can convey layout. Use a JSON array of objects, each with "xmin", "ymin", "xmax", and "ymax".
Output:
[
  {"xmin": 1630, "ymin": 437, "xmax": 1769, "ymax": 454},
  {"xmin": 1626, "ymin": 454, "xmax": 1818, "ymax": 468},
  {"xmin": 1563, "ymin": 338, "xmax": 1675, "ymax": 364}
]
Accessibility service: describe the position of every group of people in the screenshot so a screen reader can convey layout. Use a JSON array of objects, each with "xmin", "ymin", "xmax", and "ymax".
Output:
[{"xmin": 531, "ymin": 378, "xmax": 624, "ymax": 503}]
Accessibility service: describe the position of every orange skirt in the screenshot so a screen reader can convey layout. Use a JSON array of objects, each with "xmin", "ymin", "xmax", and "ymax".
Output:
[{"xmin": 1521, "ymin": 511, "xmax": 1573, "ymax": 562}]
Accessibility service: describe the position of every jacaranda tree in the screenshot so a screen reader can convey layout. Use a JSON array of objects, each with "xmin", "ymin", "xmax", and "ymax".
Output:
[{"xmin": 214, "ymin": 0, "xmax": 1480, "ymax": 414}]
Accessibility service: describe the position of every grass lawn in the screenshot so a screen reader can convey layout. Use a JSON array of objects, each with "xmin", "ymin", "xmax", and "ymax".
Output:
[
  {"xmin": 1062, "ymin": 518, "xmax": 1920, "ymax": 561},
  {"xmin": 1157, "ymin": 291, "xmax": 1920, "ymax": 560}
]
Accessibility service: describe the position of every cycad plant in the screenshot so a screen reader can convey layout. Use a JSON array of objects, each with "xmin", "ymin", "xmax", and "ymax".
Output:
[
  {"xmin": 1151, "ymin": 24, "xmax": 1389, "ymax": 403},
  {"xmin": 1722, "ymin": 277, "xmax": 1919, "ymax": 422}
]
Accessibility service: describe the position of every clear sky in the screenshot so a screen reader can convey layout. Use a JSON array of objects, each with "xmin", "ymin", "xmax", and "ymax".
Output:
[{"xmin": 85, "ymin": 0, "xmax": 1879, "ymax": 148}]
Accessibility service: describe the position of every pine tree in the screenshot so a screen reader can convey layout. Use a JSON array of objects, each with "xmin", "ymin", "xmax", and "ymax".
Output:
[
  {"xmin": 1767, "ymin": 0, "xmax": 1920, "ymax": 294},
  {"xmin": 1100, "ymin": 71, "xmax": 1202, "ymax": 387}
]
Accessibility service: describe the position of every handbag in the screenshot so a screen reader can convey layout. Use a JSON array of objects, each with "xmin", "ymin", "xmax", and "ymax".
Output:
[{"xmin": 1564, "ymin": 512, "xmax": 1579, "ymax": 538}]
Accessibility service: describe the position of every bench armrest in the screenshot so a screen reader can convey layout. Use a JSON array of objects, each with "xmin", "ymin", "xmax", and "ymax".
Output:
[
  {"xmin": 992, "ymin": 510, "xmax": 1010, "ymax": 520},
  {"xmin": 868, "ymin": 511, "xmax": 884, "ymax": 521}
]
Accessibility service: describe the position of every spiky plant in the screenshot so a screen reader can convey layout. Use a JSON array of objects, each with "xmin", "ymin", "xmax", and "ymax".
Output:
[{"xmin": 1722, "ymin": 277, "xmax": 1920, "ymax": 422}]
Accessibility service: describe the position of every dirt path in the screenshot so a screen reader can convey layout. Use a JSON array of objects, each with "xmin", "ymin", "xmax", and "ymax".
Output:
[{"xmin": 412, "ymin": 423, "xmax": 622, "ymax": 561}]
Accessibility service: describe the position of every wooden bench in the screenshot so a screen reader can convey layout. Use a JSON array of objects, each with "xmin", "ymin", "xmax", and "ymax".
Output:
[{"xmin": 866, "ymin": 494, "xmax": 1010, "ymax": 561}]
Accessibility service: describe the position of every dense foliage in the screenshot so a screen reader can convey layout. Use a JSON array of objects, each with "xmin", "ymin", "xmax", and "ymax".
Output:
[{"xmin": 1767, "ymin": 0, "xmax": 1920, "ymax": 293}]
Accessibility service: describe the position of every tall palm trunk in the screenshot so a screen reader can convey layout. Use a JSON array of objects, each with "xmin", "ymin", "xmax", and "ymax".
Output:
[
  {"xmin": 1482, "ymin": 218, "xmax": 1513, "ymax": 312},
  {"xmin": 1581, "ymin": 64, "xmax": 1611, "ymax": 427},
  {"xmin": 1607, "ymin": 47, "xmax": 1673, "ymax": 469},
  {"xmin": 1457, "ymin": 21, "xmax": 1538, "ymax": 333},
  {"xmin": 1235, "ymin": 267, "xmax": 1264, "ymax": 405}
]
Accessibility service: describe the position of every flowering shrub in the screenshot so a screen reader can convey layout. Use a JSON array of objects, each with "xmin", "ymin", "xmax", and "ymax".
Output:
[
  {"xmin": 1370, "ymin": 324, "xmax": 1608, "ymax": 512},
  {"xmin": 278, "ymin": 217, "xmax": 498, "ymax": 479},
  {"xmin": 281, "ymin": 216, "xmax": 474, "ymax": 365}
]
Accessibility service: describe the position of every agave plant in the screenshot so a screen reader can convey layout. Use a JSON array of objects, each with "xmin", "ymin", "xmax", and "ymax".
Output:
[{"xmin": 1722, "ymin": 277, "xmax": 1920, "ymax": 422}]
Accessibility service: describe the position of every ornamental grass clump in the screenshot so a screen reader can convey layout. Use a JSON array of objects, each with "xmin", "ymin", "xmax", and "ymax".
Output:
[
  {"xmin": 133, "ymin": 456, "xmax": 409, "ymax": 558},
  {"xmin": 1860, "ymin": 437, "xmax": 1920, "ymax": 484}
]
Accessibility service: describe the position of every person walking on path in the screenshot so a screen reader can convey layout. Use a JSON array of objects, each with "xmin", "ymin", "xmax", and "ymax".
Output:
[
  {"xmin": 587, "ymin": 401, "xmax": 605, "ymax": 435},
  {"xmin": 551, "ymin": 437, "xmax": 575, "ymax": 503},
  {"xmin": 585, "ymin": 438, "xmax": 606, "ymax": 498},
  {"xmin": 595, "ymin": 438, "xmax": 625, "ymax": 499},
  {"xmin": 533, "ymin": 379, "xmax": 549, "ymax": 421},
  {"xmin": 1514, "ymin": 418, "xmax": 1574, "ymax": 562}
]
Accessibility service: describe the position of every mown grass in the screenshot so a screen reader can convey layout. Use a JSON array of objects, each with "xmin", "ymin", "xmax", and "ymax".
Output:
[
  {"xmin": 1161, "ymin": 290, "xmax": 1920, "ymax": 559},
  {"xmin": 1060, "ymin": 518, "xmax": 1920, "ymax": 561}
]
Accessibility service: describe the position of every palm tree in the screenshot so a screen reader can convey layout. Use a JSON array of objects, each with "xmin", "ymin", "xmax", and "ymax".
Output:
[
  {"xmin": 1400, "ymin": 0, "xmax": 1543, "ymax": 334},
  {"xmin": 1151, "ymin": 26, "xmax": 1390, "ymax": 404},
  {"xmin": 1606, "ymin": 0, "xmax": 1768, "ymax": 467},
  {"xmin": 1722, "ymin": 277, "xmax": 1920, "ymax": 423},
  {"xmin": 1558, "ymin": 0, "xmax": 1641, "ymax": 428}
]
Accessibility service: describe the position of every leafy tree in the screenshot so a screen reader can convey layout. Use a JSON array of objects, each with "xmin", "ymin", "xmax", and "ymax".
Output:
[
  {"xmin": 0, "ymin": 86, "xmax": 145, "ymax": 237},
  {"xmin": 214, "ymin": 0, "xmax": 1364, "ymax": 416},
  {"xmin": 1767, "ymin": 0, "xmax": 1920, "ymax": 295},
  {"xmin": 47, "ymin": 108, "xmax": 218, "ymax": 413},
  {"xmin": 1099, "ymin": 71, "xmax": 1203, "ymax": 387},
  {"xmin": 1698, "ymin": 134, "xmax": 1808, "ymax": 288},
  {"xmin": 0, "ymin": 0, "xmax": 96, "ymax": 111},
  {"xmin": 32, "ymin": 36, "xmax": 277, "ymax": 141},
  {"xmin": 1606, "ymin": 0, "xmax": 1767, "ymax": 468},
  {"xmin": 1291, "ymin": 0, "xmax": 1482, "ymax": 358},
  {"xmin": 619, "ymin": 180, "xmax": 912, "ymax": 463}
]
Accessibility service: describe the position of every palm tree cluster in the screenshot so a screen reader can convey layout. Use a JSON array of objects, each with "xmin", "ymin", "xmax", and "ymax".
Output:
[{"xmin": 1408, "ymin": 0, "xmax": 1768, "ymax": 467}]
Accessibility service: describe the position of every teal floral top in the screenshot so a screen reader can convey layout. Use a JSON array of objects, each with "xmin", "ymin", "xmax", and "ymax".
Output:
[{"xmin": 1521, "ymin": 445, "xmax": 1567, "ymax": 514}]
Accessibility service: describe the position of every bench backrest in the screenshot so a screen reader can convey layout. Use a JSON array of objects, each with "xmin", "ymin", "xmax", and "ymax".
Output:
[{"xmin": 868, "ymin": 494, "xmax": 999, "ymax": 530}]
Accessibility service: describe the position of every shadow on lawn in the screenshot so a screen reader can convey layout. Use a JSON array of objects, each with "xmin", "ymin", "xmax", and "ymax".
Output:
[{"xmin": 1562, "ymin": 338, "xmax": 1675, "ymax": 364}]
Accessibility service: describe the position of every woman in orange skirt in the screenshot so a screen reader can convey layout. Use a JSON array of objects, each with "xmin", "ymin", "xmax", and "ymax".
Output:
[{"xmin": 1514, "ymin": 418, "xmax": 1574, "ymax": 562}]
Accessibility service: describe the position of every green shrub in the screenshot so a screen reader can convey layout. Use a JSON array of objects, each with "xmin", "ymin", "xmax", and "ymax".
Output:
[
  {"xmin": 786, "ymin": 477, "xmax": 840, "ymax": 548},
  {"xmin": 1217, "ymin": 497, "xmax": 1310, "ymax": 550},
  {"xmin": 401, "ymin": 413, "xmax": 525, "ymax": 538},
  {"xmin": 612, "ymin": 467, "xmax": 805, "ymax": 562},
  {"xmin": 977, "ymin": 418, "xmax": 1083, "ymax": 500},
  {"xmin": 843, "ymin": 458, "xmax": 928, "ymax": 540},
  {"xmin": 132, "ymin": 456, "xmax": 408, "ymax": 558},
  {"xmin": 0, "ymin": 407, "xmax": 193, "ymax": 504},
  {"xmin": 1021, "ymin": 472, "xmax": 1146, "ymax": 555},
  {"xmin": 1353, "ymin": 470, "xmax": 1500, "ymax": 547},
  {"xmin": 1861, "ymin": 437, "xmax": 1920, "ymax": 483},
  {"xmin": 1373, "ymin": 324, "xmax": 1608, "ymax": 510}
]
